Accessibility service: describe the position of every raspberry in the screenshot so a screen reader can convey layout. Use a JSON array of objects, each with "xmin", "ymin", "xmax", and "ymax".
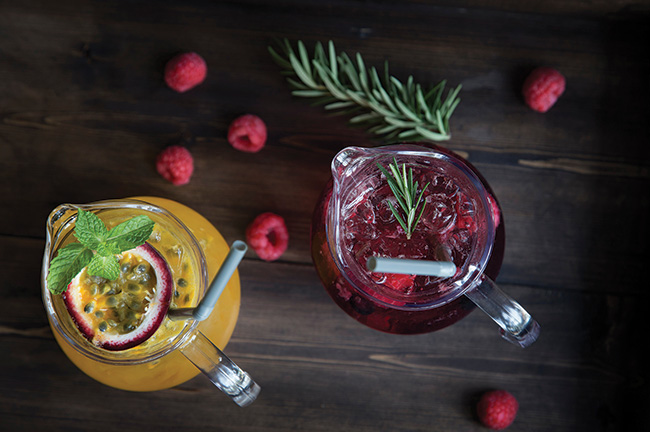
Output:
[
  {"xmin": 156, "ymin": 146, "xmax": 194, "ymax": 185},
  {"xmin": 245, "ymin": 213, "xmax": 289, "ymax": 261},
  {"xmin": 228, "ymin": 114, "xmax": 267, "ymax": 153},
  {"xmin": 383, "ymin": 273, "xmax": 415, "ymax": 292},
  {"xmin": 164, "ymin": 52, "xmax": 207, "ymax": 93},
  {"xmin": 477, "ymin": 390, "xmax": 519, "ymax": 430},
  {"xmin": 522, "ymin": 67, "xmax": 565, "ymax": 112}
]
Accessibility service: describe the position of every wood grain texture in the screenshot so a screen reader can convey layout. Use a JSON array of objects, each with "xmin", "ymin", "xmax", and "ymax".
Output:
[{"xmin": 1, "ymin": 1, "xmax": 648, "ymax": 431}]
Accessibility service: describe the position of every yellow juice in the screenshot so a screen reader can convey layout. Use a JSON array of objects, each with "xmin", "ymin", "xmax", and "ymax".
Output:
[{"xmin": 49, "ymin": 197, "xmax": 240, "ymax": 391}]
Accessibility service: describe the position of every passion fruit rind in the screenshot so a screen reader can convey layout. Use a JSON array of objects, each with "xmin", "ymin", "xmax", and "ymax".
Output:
[{"xmin": 63, "ymin": 242, "xmax": 173, "ymax": 351}]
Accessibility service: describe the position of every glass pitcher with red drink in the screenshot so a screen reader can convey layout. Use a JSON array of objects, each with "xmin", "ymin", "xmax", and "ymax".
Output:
[{"xmin": 311, "ymin": 144, "xmax": 539, "ymax": 347}]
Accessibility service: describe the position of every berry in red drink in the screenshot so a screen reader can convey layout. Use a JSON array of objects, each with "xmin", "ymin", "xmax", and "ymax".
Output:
[{"xmin": 382, "ymin": 273, "xmax": 416, "ymax": 293}]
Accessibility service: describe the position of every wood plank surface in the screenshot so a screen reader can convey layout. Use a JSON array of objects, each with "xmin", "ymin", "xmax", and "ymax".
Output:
[{"xmin": 1, "ymin": 1, "xmax": 648, "ymax": 431}]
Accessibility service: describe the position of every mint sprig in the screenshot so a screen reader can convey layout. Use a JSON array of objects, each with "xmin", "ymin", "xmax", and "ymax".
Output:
[{"xmin": 46, "ymin": 210, "xmax": 155, "ymax": 295}]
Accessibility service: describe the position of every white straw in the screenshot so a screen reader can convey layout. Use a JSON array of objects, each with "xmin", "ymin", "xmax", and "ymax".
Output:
[
  {"xmin": 168, "ymin": 240, "xmax": 247, "ymax": 322},
  {"xmin": 366, "ymin": 256, "xmax": 457, "ymax": 278}
]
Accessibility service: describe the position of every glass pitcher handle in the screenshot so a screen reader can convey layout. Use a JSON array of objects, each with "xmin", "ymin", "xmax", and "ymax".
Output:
[
  {"xmin": 180, "ymin": 330, "xmax": 260, "ymax": 406},
  {"xmin": 465, "ymin": 275, "xmax": 540, "ymax": 348}
]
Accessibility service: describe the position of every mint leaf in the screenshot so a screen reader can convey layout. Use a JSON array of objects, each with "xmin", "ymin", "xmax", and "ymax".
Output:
[
  {"xmin": 46, "ymin": 243, "xmax": 93, "ymax": 294},
  {"xmin": 105, "ymin": 215, "xmax": 155, "ymax": 252},
  {"xmin": 95, "ymin": 241, "xmax": 122, "ymax": 257},
  {"xmin": 74, "ymin": 209, "xmax": 107, "ymax": 250},
  {"xmin": 87, "ymin": 254, "xmax": 120, "ymax": 280}
]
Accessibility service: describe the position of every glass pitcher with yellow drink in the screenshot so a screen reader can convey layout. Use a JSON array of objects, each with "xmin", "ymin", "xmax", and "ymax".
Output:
[{"xmin": 41, "ymin": 197, "xmax": 259, "ymax": 406}]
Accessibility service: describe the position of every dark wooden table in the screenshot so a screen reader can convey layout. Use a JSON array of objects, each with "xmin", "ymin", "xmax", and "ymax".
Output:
[{"xmin": 1, "ymin": 1, "xmax": 648, "ymax": 431}]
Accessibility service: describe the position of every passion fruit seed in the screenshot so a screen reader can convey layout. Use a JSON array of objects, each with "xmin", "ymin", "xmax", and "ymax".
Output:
[
  {"xmin": 115, "ymin": 308, "xmax": 126, "ymax": 321},
  {"xmin": 177, "ymin": 278, "xmax": 188, "ymax": 287},
  {"xmin": 84, "ymin": 302, "xmax": 94, "ymax": 313},
  {"xmin": 98, "ymin": 321, "xmax": 108, "ymax": 332}
]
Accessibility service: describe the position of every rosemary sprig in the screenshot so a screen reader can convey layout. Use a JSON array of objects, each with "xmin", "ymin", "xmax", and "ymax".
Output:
[
  {"xmin": 377, "ymin": 158, "xmax": 429, "ymax": 239},
  {"xmin": 268, "ymin": 39, "xmax": 461, "ymax": 142}
]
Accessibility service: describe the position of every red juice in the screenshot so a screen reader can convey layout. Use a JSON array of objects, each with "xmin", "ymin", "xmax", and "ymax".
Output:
[{"xmin": 311, "ymin": 144, "xmax": 505, "ymax": 334}]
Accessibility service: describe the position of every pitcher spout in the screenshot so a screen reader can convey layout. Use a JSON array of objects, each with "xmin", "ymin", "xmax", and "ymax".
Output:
[
  {"xmin": 46, "ymin": 204, "xmax": 79, "ymax": 240},
  {"xmin": 331, "ymin": 146, "xmax": 369, "ymax": 183}
]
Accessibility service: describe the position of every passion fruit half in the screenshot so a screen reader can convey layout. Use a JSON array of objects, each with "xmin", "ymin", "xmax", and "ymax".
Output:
[{"xmin": 62, "ymin": 243, "xmax": 173, "ymax": 351}]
